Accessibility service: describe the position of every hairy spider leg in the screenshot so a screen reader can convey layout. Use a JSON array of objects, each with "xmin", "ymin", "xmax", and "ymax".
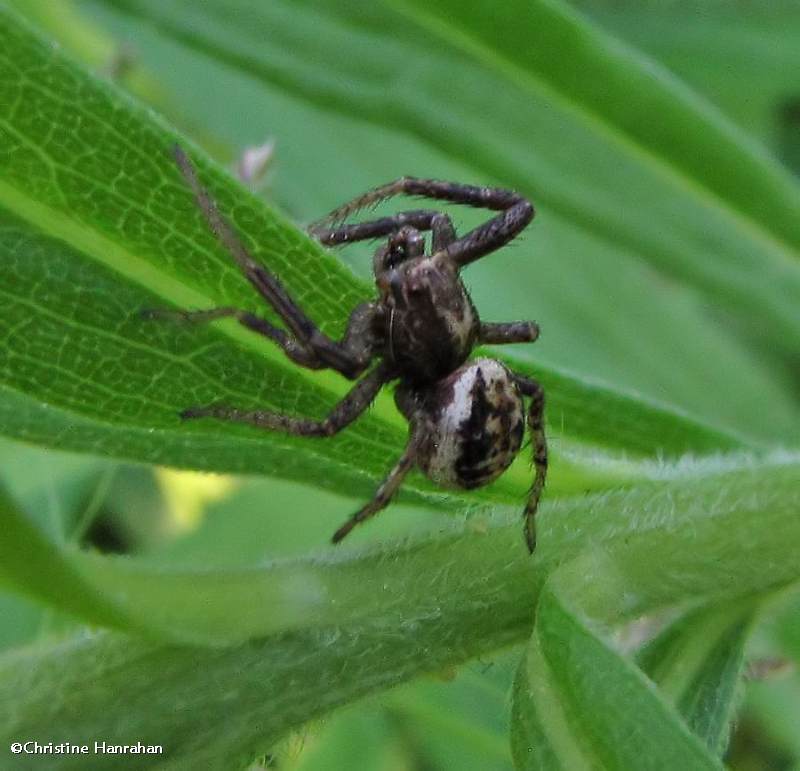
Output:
[
  {"xmin": 310, "ymin": 210, "xmax": 456, "ymax": 253},
  {"xmin": 142, "ymin": 300, "xmax": 378, "ymax": 372},
  {"xmin": 172, "ymin": 145, "xmax": 374, "ymax": 379},
  {"xmin": 439, "ymin": 198, "xmax": 533, "ymax": 268},
  {"xmin": 479, "ymin": 321, "xmax": 540, "ymax": 345},
  {"xmin": 478, "ymin": 323, "xmax": 543, "ymax": 550},
  {"xmin": 313, "ymin": 177, "xmax": 525, "ymax": 224},
  {"xmin": 181, "ymin": 361, "xmax": 392, "ymax": 437},
  {"xmin": 331, "ymin": 440, "xmax": 417, "ymax": 543},
  {"xmin": 310, "ymin": 176, "xmax": 533, "ymax": 268},
  {"xmin": 514, "ymin": 375, "xmax": 547, "ymax": 553},
  {"xmin": 141, "ymin": 306, "xmax": 323, "ymax": 369}
]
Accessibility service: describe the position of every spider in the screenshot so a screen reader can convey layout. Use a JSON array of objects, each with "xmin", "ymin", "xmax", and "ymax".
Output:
[{"xmin": 156, "ymin": 146, "xmax": 546, "ymax": 552}]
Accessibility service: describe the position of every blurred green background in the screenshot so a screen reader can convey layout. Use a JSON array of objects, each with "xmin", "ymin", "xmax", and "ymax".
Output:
[{"xmin": 2, "ymin": 1, "xmax": 800, "ymax": 769}]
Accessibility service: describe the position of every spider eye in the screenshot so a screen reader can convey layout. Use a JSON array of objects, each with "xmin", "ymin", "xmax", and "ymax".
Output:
[{"xmin": 386, "ymin": 242, "xmax": 406, "ymax": 268}]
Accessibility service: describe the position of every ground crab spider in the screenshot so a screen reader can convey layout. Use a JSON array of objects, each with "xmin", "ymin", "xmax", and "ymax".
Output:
[{"xmin": 150, "ymin": 146, "xmax": 546, "ymax": 551}]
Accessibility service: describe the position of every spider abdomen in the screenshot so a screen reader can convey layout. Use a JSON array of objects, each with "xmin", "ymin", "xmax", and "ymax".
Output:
[{"xmin": 402, "ymin": 358, "xmax": 525, "ymax": 490}]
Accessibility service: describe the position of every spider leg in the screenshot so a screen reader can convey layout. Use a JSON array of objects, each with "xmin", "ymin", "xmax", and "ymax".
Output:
[
  {"xmin": 312, "ymin": 177, "xmax": 529, "ymax": 224},
  {"xmin": 173, "ymin": 145, "xmax": 373, "ymax": 379},
  {"xmin": 513, "ymin": 375, "xmax": 547, "ymax": 553},
  {"xmin": 181, "ymin": 362, "xmax": 392, "ymax": 436},
  {"xmin": 437, "ymin": 196, "xmax": 533, "ymax": 268},
  {"xmin": 331, "ymin": 438, "xmax": 417, "ymax": 543},
  {"xmin": 140, "ymin": 306, "xmax": 324, "ymax": 368},
  {"xmin": 479, "ymin": 321, "xmax": 540, "ymax": 345},
  {"xmin": 311, "ymin": 177, "xmax": 532, "ymax": 269},
  {"xmin": 310, "ymin": 210, "xmax": 455, "ymax": 247}
]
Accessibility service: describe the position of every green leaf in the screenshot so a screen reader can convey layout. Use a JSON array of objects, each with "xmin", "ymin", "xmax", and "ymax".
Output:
[
  {"xmin": 0, "ymin": 436, "xmax": 112, "ymax": 539},
  {"xmin": 2, "ymin": 2, "xmax": 800, "ymax": 766},
  {"xmin": 573, "ymin": 1, "xmax": 800, "ymax": 156},
  {"xmin": 0, "ymin": 455, "xmax": 796, "ymax": 768},
  {"xmin": 726, "ymin": 588, "xmax": 800, "ymax": 768},
  {"xmin": 0, "ymin": 4, "xmax": 752, "ymax": 517},
  {"xmin": 0, "ymin": 438, "xmax": 117, "ymax": 650},
  {"xmin": 285, "ymin": 658, "xmax": 517, "ymax": 771},
  {"xmin": 399, "ymin": 0, "xmax": 800, "ymax": 248},
  {"xmin": 285, "ymin": 706, "xmax": 406, "ymax": 771},
  {"xmin": 511, "ymin": 575, "xmax": 726, "ymax": 770},
  {"xmin": 77, "ymin": 0, "xmax": 800, "ymax": 444},
  {"xmin": 0, "ymin": 450, "xmax": 797, "ymax": 647},
  {"xmin": 0, "ymin": 616, "xmax": 522, "ymax": 771},
  {"xmin": 383, "ymin": 659, "xmax": 517, "ymax": 771},
  {"xmin": 638, "ymin": 601, "xmax": 756, "ymax": 756},
  {"xmin": 0, "ymin": 483, "xmax": 145, "ymax": 635}
]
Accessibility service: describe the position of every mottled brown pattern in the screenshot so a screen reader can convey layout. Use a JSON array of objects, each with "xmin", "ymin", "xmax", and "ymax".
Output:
[
  {"xmin": 406, "ymin": 360, "xmax": 524, "ymax": 491},
  {"xmin": 455, "ymin": 363, "xmax": 525, "ymax": 488}
]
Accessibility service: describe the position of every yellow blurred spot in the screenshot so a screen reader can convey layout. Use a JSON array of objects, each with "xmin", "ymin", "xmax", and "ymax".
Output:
[{"xmin": 154, "ymin": 468, "xmax": 237, "ymax": 534}]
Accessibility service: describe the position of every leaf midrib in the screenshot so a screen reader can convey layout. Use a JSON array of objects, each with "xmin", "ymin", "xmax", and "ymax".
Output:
[
  {"xmin": 0, "ymin": 25, "xmax": 402, "ymax": 416},
  {"xmin": 0, "ymin": 169, "xmax": 411, "ymax": 421},
  {"xmin": 0, "ymin": 171, "xmax": 745, "ymax": 459},
  {"xmin": 0, "ymin": 4, "xmax": 765, "ymax": 468}
]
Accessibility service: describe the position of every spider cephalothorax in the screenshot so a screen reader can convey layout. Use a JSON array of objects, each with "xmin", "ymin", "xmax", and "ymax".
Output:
[{"xmin": 155, "ymin": 146, "xmax": 547, "ymax": 552}]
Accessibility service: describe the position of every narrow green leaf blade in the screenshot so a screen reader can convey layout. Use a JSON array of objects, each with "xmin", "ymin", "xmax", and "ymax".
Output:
[
  {"xmin": 0, "ymin": 454, "xmax": 798, "ymax": 764},
  {"xmin": 0, "ymin": 6, "xmax": 749, "ymax": 511},
  {"xmin": 573, "ymin": 2, "xmax": 800, "ymax": 153},
  {"xmin": 0, "ymin": 616, "xmax": 518, "ymax": 771},
  {"xmin": 0, "ymin": 484, "xmax": 146, "ymax": 636},
  {"xmin": 638, "ymin": 601, "xmax": 756, "ymax": 756},
  {"xmin": 404, "ymin": 0, "xmax": 800, "ymax": 248},
  {"xmin": 511, "ymin": 578, "xmax": 725, "ymax": 770},
  {"xmin": 0, "ymin": 451, "xmax": 797, "ymax": 646},
  {"xmin": 78, "ymin": 0, "xmax": 800, "ymax": 444}
]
